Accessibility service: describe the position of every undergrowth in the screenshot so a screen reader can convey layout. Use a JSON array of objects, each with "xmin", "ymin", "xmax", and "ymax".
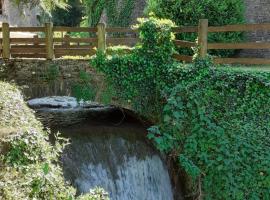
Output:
[
  {"xmin": 0, "ymin": 82, "xmax": 108, "ymax": 200},
  {"xmin": 92, "ymin": 15, "xmax": 270, "ymax": 199}
]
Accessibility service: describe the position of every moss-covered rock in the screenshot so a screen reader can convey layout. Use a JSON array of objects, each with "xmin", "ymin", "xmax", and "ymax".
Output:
[{"xmin": 0, "ymin": 82, "xmax": 109, "ymax": 200}]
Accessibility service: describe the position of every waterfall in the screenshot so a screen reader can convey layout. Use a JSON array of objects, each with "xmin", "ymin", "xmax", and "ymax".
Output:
[{"xmin": 28, "ymin": 96, "xmax": 178, "ymax": 200}]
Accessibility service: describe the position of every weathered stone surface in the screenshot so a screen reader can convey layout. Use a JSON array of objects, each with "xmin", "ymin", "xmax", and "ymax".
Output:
[
  {"xmin": 240, "ymin": 0, "xmax": 270, "ymax": 58},
  {"xmin": 27, "ymin": 96, "xmax": 117, "ymax": 127},
  {"xmin": 0, "ymin": 1, "xmax": 40, "ymax": 26},
  {"xmin": 0, "ymin": 59, "xmax": 105, "ymax": 100}
]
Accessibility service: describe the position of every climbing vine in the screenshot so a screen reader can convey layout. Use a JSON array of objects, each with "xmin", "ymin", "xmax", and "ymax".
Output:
[
  {"xmin": 92, "ymin": 15, "xmax": 270, "ymax": 199},
  {"xmin": 92, "ymin": 15, "xmax": 175, "ymax": 120},
  {"xmin": 83, "ymin": 0, "xmax": 135, "ymax": 27}
]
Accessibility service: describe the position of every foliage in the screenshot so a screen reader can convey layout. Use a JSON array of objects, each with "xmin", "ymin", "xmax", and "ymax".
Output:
[
  {"xmin": 12, "ymin": 0, "xmax": 68, "ymax": 14},
  {"xmin": 92, "ymin": 16, "xmax": 175, "ymax": 120},
  {"xmin": 83, "ymin": 0, "xmax": 135, "ymax": 27},
  {"xmin": 148, "ymin": 58, "xmax": 270, "ymax": 199},
  {"xmin": 52, "ymin": 0, "xmax": 83, "ymax": 26},
  {"xmin": 145, "ymin": 0, "xmax": 245, "ymax": 57},
  {"xmin": 42, "ymin": 64, "xmax": 60, "ymax": 82},
  {"xmin": 0, "ymin": 82, "xmax": 109, "ymax": 199},
  {"xmin": 106, "ymin": 45, "xmax": 134, "ymax": 56},
  {"xmin": 92, "ymin": 15, "xmax": 270, "ymax": 199},
  {"xmin": 72, "ymin": 70, "xmax": 96, "ymax": 101}
]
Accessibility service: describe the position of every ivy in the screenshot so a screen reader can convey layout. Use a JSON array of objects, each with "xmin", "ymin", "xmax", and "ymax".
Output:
[
  {"xmin": 145, "ymin": 0, "xmax": 245, "ymax": 57},
  {"xmin": 92, "ymin": 15, "xmax": 175, "ymax": 120},
  {"xmin": 149, "ymin": 58, "xmax": 270, "ymax": 199},
  {"xmin": 92, "ymin": 15, "xmax": 270, "ymax": 199},
  {"xmin": 72, "ymin": 70, "xmax": 96, "ymax": 101},
  {"xmin": 83, "ymin": 0, "xmax": 135, "ymax": 27}
]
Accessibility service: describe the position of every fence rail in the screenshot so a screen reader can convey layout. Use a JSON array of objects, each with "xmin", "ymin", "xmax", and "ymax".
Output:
[
  {"xmin": 1, "ymin": 21, "xmax": 270, "ymax": 64},
  {"xmin": 173, "ymin": 19, "xmax": 270, "ymax": 65}
]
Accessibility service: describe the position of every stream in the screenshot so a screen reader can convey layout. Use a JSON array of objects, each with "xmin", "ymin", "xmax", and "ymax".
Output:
[{"xmin": 28, "ymin": 96, "xmax": 182, "ymax": 200}]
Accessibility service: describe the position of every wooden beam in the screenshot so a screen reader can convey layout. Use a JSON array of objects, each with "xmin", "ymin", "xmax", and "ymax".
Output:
[
  {"xmin": 208, "ymin": 42, "xmax": 270, "ymax": 49},
  {"xmin": 174, "ymin": 40, "xmax": 196, "ymax": 48},
  {"xmin": 53, "ymin": 27, "xmax": 97, "ymax": 32},
  {"xmin": 97, "ymin": 23, "xmax": 106, "ymax": 53},
  {"xmin": 10, "ymin": 38, "xmax": 46, "ymax": 44},
  {"xmin": 208, "ymin": 23, "xmax": 270, "ymax": 32},
  {"xmin": 45, "ymin": 23, "xmax": 54, "ymax": 60},
  {"xmin": 53, "ymin": 37, "xmax": 97, "ymax": 43},
  {"xmin": 106, "ymin": 27, "xmax": 138, "ymax": 33},
  {"xmin": 214, "ymin": 58, "xmax": 270, "ymax": 65},
  {"xmin": 9, "ymin": 27, "xmax": 45, "ymax": 32},
  {"xmin": 173, "ymin": 54, "xmax": 193, "ymax": 62},
  {"xmin": 172, "ymin": 26, "xmax": 198, "ymax": 33},
  {"xmin": 2, "ymin": 23, "xmax": 10, "ymax": 59},
  {"xmin": 198, "ymin": 19, "xmax": 208, "ymax": 58}
]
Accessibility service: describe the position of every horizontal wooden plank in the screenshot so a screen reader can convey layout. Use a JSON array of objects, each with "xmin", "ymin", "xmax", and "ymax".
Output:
[
  {"xmin": 172, "ymin": 26, "xmax": 198, "ymax": 33},
  {"xmin": 214, "ymin": 58, "xmax": 270, "ymax": 65},
  {"xmin": 10, "ymin": 38, "xmax": 46, "ymax": 43},
  {"xmin": 174, "ymin": 40, "xmax": 196, "ymax": 48},
  {"xmin": 11, "ymin": 45, "xmax": 46, "ymax": 48},
  {"xmin": 208, "ymin": 23, "xmax": 270, "ymax": 32},
  {"xmin": 106, "ymin": 27, "xmax": 138, "ymax": 33},
  {"xmin": 54, "ymin": 49, "xmax": 96, "ymax": 55},
  {"xmin": 9, "ymin": 27, "xmax": 45, "ymax": 32},
  {"xmin": 11, "ymin": 48, "xmax": 46, "ymax": 53},
  {"xmin": 208, "ymin": 42, "xmax": 270, "ymax": 49},
  {"xmin": 173, "ymin": 54, "xmax": 193, "ymax": 62},
  {"xmin": 54, "ymin": 45, "xmax": 95, "ymax": 49},
  {"xmin": 11, "ymin": 54, "xmax": 46, "ymax": 58},
  {"xmin": 53, "ymin": 37, "xmax": 97, "ymax": 43},
  {"xmin": 53, "ymin": 27, "xmax": 97, "ymax": 32},
  {"xmin": 107, "ymin": 37, "xmax": 139, "ymax": 44}
]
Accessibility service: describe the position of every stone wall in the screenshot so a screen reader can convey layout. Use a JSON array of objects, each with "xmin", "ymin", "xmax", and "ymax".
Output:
[
  {"xmin": 240, "ymin": 0, "xmax": 270, "ymax": 58},
  {"xmin": 130, "ymin": 0, "xmax": 147, "ymax": 25},
  {"xmin": 0, "ymin": 59, "xmax": 104, "ymax": 100},
  {"xmin": 0, "ymin": 1, "xmax": 40, "ymax": 26}
]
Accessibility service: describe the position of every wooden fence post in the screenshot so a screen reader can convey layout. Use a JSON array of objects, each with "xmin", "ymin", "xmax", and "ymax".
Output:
[
  {"xmin": 198, "ymin": 19, "xmax": 208, "ymax": 58},
  {"xmin": 2, "ymin": 23, "xmax": 10, "ymax": 59},
  {"xmin": 45, "ymin": 22, "xmax": 54, "ymax": 60},
  {"xmin": 63, "ymin": 35, "xmax": 70, "ymax": 48},
  {"xmin": 97, "ymin": 23, "xmax": 106, "ymax": 52}
]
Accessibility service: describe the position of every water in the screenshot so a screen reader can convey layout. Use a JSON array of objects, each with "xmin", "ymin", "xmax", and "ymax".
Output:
[
  {"xmin": 28, "ymin": 97, "xmax": 176, "ymax": 200},
  {"xmin": 59, "ymin": 123, "xmax": 174, "ymax": 200}
]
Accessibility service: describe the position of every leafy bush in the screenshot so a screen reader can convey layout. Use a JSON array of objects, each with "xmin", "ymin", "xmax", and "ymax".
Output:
[
  {"xmin": 72, "ymin": 71, "xmax": 97, "ymax": 101},
  {"xmin": 52, "ymin": 0, "xmax": 83, "ymax": 26},
  {"xmin": 145, "ymin": 0, "xmax": 245, "ymax": 57},
  {"xmin": 92, "ymin": 15, "xmax": 270, "ymax": 199},
  {"xmin": 0, "ymin": 82, "xmax": 108, "ymax": 200},
  {"xmin": 92, "ymin": 16, "xmax": 176, "ymax": 120},
  {"xmin": 83, "ymin": 0, "xmax": 135, "ymax": 27},
  {"xmin": 148, "ymin": 58, "xmax": 270, "ymax": 199}
]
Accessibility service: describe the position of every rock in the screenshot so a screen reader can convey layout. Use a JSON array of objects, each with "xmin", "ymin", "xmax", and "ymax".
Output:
[
  {"xmin": 27, "ymin": 96, "xmax": 117, "ymax": 127},
  {"xmin": 28, "ymin": 96, "xmax": 79, "ymax": 108}
]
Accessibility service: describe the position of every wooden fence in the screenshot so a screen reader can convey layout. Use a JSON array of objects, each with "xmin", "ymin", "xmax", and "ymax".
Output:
[
  {"xmin": 0, "ymin": 22, "xmax": 138, "ymax": 59},
  {"xmin": 173, "ymin": 19, "xmax": 270, "ymax": 65},
  {"xmin": 1, "ymin": 20, "xmax": 270, "ymax": 64}
]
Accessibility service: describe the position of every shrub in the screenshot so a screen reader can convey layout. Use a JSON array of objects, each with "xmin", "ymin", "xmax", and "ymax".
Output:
[
  {"xmin": 83, "ymin": 0, "xmax": 135, "ymax": 27},
  {"xmin": 72, "ymin": 71, "xmax": 97, "ymax": 101},
  {"xmin": 145, "ymin": 0, "xmax": 245, "ymax": 57},
  {"xmin": 52, "ymin": 0, "xmax": 83, "ymax": 27},
  {"xmin": 92, "ymin": 16, "xmax": 176, "ymax": 120},
  {"xmin": 92, "ymin": 15, "xmax": 270, "ymax": 199},
  {"xmin": 0, "ymin": 82, "xmax": 108, "ymax": 200},
  {"xmin": 148, "ymin": 58, "xmax": 270, "ymax": 199}
]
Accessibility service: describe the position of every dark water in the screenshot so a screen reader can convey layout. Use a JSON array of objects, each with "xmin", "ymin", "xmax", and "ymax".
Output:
[
  {"xmin": 29, "ymin": 97, "xmax": 176, "ymax": 200},
  {"xmin": 58, "ymin": 121, "xmax": 174, "ymax": 200}
]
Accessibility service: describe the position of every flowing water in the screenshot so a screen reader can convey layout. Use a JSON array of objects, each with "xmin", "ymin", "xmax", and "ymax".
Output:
[{"xmin": 28, "ymin": 97, "xmax": 178, "ymax": 200}]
